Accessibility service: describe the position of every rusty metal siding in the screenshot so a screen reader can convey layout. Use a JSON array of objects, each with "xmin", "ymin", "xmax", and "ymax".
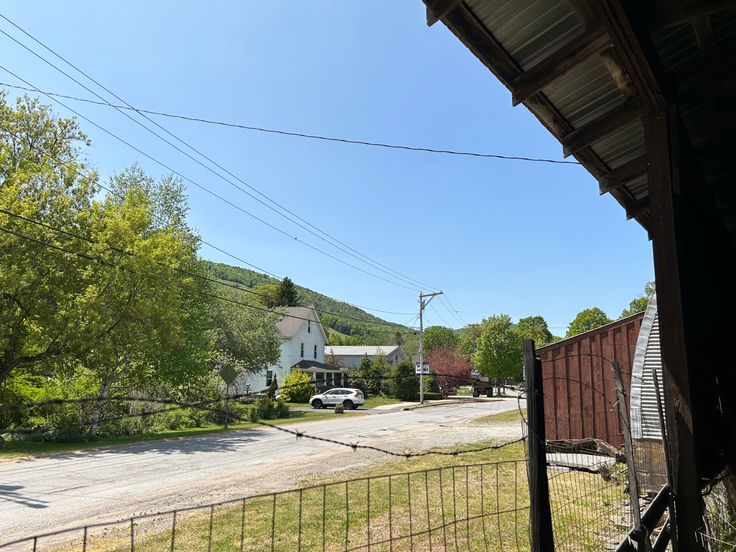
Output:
[{"xmin": 536, "ymin": 312, "xmax": 644, "ymax": 446}]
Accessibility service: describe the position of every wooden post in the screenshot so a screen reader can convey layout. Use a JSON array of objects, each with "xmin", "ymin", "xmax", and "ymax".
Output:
[
  {"xmin": 653, "ymin": 369, "xmax": 678, "ymax": 551},
  {"xmin": 612, "ymin": 361, "xmax": 648, "ymax": 550},
  {"xmin": 644, "ymin": 103, "xmax": 705, "ymax": 550},
  {"xmin": 524, "ymin": 339, "xmax": 554, "ymax": 552}
]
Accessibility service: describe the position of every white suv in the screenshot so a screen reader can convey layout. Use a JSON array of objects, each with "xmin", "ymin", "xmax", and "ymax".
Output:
[{"xmin": 310, "ymin": 388, "xmax": 365, "ymax": 410}]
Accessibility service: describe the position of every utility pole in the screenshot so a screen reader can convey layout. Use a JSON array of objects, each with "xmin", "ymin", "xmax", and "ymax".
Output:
[{"xmin": 418, "ymin": 291, "xmax": 443, "ymax": 404}]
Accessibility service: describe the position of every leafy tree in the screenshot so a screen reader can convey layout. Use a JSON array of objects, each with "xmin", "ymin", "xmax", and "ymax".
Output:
[
  {"xmin": 390, "ymin": 360, "xmax": 418, "ymax": 401},
  {"xmin": 423, "ymin": 326, "xmax": 458, "ymax": 355},
  {"xmin": 566, "ymin": 307, "xmax": 612, "ymax": 337},
  {"xmin": 516, "ymin": 316, "xmax": 553, "ymax": 347},
  {"xmin": 358, "ymin": 354, "xmax": 382, "ymax": 397},
  {"xmin": 458, "ymin": 323, "xmax": 482, "ymax": 356},
  {"xmin": 427, "ymin": 346, "xmax": 472, "ymax": 394},
  {"xmin": 275, "ymin": 276, "xmax": 299, "ymax": 307},
  {"xmin": 472, "ymin": 315, "xmax": 523, "ymax": 381},
  {"xmin": 0, "ymin": 94, "xmax": 99, "ymax": 385},
  {"xmin": 394, "ymin": 331, "xmax": 405, "ymax": 347},
  {"xmin": 279, "ymin": 369, "xmax": 314, "ymax": 403},
  {"xmin": 620, "ymin": 282, "xmax": 655, "ymax": 318},
  {"xmin": 253, "ymin": 282, "xmax": 281, "ymax": 308}
]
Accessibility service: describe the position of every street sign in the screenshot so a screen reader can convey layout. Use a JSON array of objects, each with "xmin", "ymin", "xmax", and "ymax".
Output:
[
  {"xmin": 415, "ymin": 362, "xmax": 430, "ymax": 375},
  {"xmin": 218, "ymin": 364, "xmax": 238, "ymax": 386}
]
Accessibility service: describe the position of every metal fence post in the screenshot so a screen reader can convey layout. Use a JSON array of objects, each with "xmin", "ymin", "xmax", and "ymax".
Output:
[
  {"xmin": 523, "ymin": 339, "xmax": 554, "ymax": 552},
  {"xmin": 613, "ymin": 360, "xmax": 648, "ymax": 550}
]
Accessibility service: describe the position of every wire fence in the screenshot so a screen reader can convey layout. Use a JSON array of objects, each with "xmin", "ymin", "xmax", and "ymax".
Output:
[{"xmin": 0, "ymin": 459, "xmax": 530, "ymax": 552}]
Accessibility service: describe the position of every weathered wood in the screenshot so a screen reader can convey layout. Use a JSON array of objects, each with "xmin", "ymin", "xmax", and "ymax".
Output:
[
  {"xmin": 613, "ymin": 361, "xmax": 644, "ymax": 535},
  {"xmin": 599, "ymin": 155, "xmax": 648, "ymax": 194},
  {"xmin": 561, "ymin": 98, "xmax": 641, "ymax": 156},
  {"xmin": 524, "ymin": 339, "xmax": 554, "ymax": 552},
  {"xmin": 653, "ymin": 369, "xmax": 679, "ymax": 549},
  {"xmin": 644, "ymin": 103, "xmax": 705, "ymax": 551},
  {"xmin": 626, "ymin": 197, "xmax": 650, "ymax": 220},
  {"xmin": 424, "ymin": 0, "xmax": 463, "ymax": 26},
  {"xmin": 511, "ymin": 28, "xmax": 611, "ymax": 106},
  {"xmin": 600, "ymin": 47, "xmax": 638, "ymax": 97}
]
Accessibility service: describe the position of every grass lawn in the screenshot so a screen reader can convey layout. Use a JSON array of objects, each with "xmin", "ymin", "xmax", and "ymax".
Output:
[
  {"xmin": 0, "ymin": 410, "xmax": 332, "ymax": 461},
  {"xmin": 26, "ymin": 406, "xmax": 628, "ymax": 552},
  {"xmin": 473, "ymin": 407, "xmax": 527, "ymax": 425}
]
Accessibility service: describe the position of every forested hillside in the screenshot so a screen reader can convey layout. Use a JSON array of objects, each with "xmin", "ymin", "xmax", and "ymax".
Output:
[{"xmin": 203, "ymin": 261, "xmax": 418, "ymax": 349}]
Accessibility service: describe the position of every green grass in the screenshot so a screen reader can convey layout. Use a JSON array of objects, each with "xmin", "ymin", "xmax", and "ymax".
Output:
[
  {"xmin": 473, "ymin": 408, "xmax": 527, "ymax": 425},
  {"xmin": 285, "ymin": 397, "xmax": 404, "ymax": 409},
  {"xmin": 0, "ymin": 410, "xmax": 331, "ymax": 461}
]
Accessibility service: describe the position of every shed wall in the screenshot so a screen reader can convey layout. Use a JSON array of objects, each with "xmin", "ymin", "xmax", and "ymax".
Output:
[{"xmin": 536, "ymin": 313, "xmax": 644, "ymax": 446}]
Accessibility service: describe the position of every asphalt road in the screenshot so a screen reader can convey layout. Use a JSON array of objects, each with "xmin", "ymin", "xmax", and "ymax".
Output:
[{"xmin": 0, "ymin": 399, "xmax": 520, "ymax": 546}]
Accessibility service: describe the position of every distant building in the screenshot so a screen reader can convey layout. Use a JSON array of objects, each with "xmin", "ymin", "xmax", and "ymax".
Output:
[
  {"xmin": 236, "ymin": 306, "xmax": 345, "ymax": 393},
  {"xmin": 324, "ymin": 345, "xmax": 406, "ymax": 369}
]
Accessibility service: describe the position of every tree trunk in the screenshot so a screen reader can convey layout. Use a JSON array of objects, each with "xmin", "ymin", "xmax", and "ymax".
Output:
[{"xmin": 88, "ymin": 377, "xmax": 113, "ymax": 438}]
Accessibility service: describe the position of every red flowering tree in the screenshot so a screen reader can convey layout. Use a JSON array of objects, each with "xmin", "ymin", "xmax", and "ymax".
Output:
[{"xmin": 426, "ymin": 346, "xmax": 472, "ymax": 394}]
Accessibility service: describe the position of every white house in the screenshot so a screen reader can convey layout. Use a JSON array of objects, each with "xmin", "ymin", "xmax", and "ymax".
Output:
[
  {"xmin": 236, "ymin": 306, "xmax": 345, "ymax": 393},
  {"xmin": 324, "ymin": 345, "xmax": 406, "ymax": 369}
]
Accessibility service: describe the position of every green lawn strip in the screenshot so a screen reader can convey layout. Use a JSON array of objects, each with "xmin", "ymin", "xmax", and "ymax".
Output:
[
  {"xmin": 0, "ymin": 410, "xmax": 335, "ymax": 461},
  {"xmin": 472, "ymin": 407, "xmax": 527, "ymax": 425}
]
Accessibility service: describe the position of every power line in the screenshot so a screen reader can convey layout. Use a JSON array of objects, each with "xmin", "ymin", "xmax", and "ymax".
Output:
[
  {"xmin": 440, "ymin": 294, "xmax": 467, "ymax": 327},
  {"xmin": 0, "ymin": 64, "xmax": 421, "ymax": 294},
  {"xmin": 0, "ymin": 80, "xmax": 582, "ymax": 167},
  {"xmin": 0, "ymin": 17, "xmax": 435, "ymax": 292},
  {"xmin": 0, "ymin": 210, "xmax": 409, "ymax": 329}
]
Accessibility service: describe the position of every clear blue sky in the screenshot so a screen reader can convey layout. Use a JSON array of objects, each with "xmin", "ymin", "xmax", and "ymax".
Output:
[{"xmin": 3, "ymin": 2, "xmax": 653, "ymax": 333}]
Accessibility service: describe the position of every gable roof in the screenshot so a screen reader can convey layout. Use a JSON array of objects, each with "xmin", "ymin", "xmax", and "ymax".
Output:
[
  {"xmin": 275, "ymin": 306, "xmax": 327, "ymax": 342},
  {"xmin": 324, "ymin": 345, "xmax": 402, "ymax": 357}
]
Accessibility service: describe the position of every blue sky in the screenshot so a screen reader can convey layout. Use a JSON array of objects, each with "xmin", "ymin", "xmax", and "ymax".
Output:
[{"xmin": 2, "ymin": 2, "xmax": 653, "ymax": 333}]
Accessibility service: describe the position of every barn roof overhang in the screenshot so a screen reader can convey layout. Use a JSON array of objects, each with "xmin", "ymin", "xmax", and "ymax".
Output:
[{"xmin": 423, "ymin": 0, "xmax": 736, "ymax": 240}]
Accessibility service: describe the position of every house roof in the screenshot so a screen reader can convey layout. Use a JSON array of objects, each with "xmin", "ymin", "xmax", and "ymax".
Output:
[
  {"xmin": 275, "ymin": 306, "xmax": 327, "ymax": 342},
  {"xmin": 291, "ymin": 359, "xmax": 343, "ymax": 372},
  {"xmin": 424, "ymin": 0, "xmax": 736, "ymax": 242},
  {"xmin": 324, "ymin": 345, "xmax": 401, "ymax": 357}
]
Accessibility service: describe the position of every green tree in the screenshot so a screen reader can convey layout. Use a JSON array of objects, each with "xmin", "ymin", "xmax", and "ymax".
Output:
[
  {"xmin": 394, "ymin": 331, "xmax": 405, "ymax": 347},
  {"xmin": 279, "ymin": 369, "xmax": 314, "ymax": 403},
  {"xmin": 423, "ymin": 326, "xmax": 458, "ymax": 355},
  {"xmin": 358, "ymin": 354, "xmax": 382, "ymax": 397},
  {"xmin": 458, "ymin": 323, "xmax": 482, "ymax": 356},
  {"xmin": 566, "ymin": 307, "xmax": 612, "ymax": 337},
  {"xmin": 472, "ymin": 315, "xmax": 523, "ymax": 381},
  {"xmin": 620, "ymin": 282, "xmax": 655, "ymax": 318},
  {"xmin": 252, "ymin": 282, "xmax": 280, "ymax": 308},
  {"xmin": 275, "ymin": 276, "xmax": 299, "ymax": 307},
  {"xmin": 0, "ymin": 94, "xmax": 99, "ymax": 385},
  {"xmin": 516, "ymin": 316, "xmax": 553, "ymax": 347},
  {"xmin": 390, "ymin": 360, "xmax": 418, "ymax": 401}
]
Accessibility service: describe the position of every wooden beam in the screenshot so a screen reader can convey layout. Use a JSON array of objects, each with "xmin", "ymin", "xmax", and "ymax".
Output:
[
  {"xmin": 644, "ymin": 102, "xmax": 706, "ymax": 552},
  {"xmin": 561, "ymin": 98, "xmax": 641, "ymax": 156},
  {"xmin": 599, "ymin": 155, "xmax": 647, "ymax": 194},
  {"xmin": 600, "ymin": 47, "xmax": 637, "ymax": 97},
  {"xmin": 424, "ymin": 0, "xmax": 463, "ymax": 26},
  {"xmin": 625, "ymin": 196, "xmax": 650, "ymax": 219},
  {"xmin": 510, "ymin": 28, "xmax": 611, "ymax": 106}
]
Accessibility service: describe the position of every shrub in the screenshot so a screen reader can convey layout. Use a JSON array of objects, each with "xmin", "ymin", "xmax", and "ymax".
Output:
[
  {"xmin": 423, "ymin": 392, "xmax": 445, "ymax": 401},
  {"xmin": 390, "ymin": 360, "xmax": 419, "ymax": 401},
  {"xmin": 279, "ymin": 369, "xmax": 314, "ymax": 403}
]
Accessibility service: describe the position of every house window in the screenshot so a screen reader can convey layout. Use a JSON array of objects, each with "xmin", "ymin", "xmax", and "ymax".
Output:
[
  {"xmin": 313, "ymin": 344, "xmax": 317, "ymax": 359},
  {"xmin": 300, "ymin": 343, "xmax": 304, "ymax": 358},
  {"xmin": 266, "ymin": 370, "xmax": 274, "ymax": 386},
  {"xmin": 308, "ymin": 320, "xmax": 311, "ymax": 333}
]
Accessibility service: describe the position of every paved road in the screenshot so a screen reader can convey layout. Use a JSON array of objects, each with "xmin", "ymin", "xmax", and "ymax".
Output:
[{"xmin": 0, "ymin": 399, "xmax": 520, "ymax": 545}]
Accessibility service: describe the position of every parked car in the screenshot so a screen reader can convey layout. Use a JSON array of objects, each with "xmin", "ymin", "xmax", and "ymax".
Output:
[{"xmin": 310, "ymin": 388, "xmax": 365, "ymax": 410}]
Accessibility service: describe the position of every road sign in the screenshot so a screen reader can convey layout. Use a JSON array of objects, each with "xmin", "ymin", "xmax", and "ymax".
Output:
[
  {"xmin": 415, "ymin": 362, "xmax": 430, "ymax": 375},
  {"xmin": 218, "ymin": 364, "xmax": 238, "ymax": 386}
]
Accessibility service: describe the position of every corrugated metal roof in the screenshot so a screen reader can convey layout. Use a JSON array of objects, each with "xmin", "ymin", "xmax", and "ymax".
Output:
[{"xmin": 324, "ymin": 345, "xmax": 401, "ymax": 357}]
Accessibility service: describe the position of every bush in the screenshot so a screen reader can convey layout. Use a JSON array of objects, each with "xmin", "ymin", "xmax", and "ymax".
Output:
[
  {"xmin": 279, "ymin": 369, "xmax": 314, "ymax": 403},
  {"xmin": 390, "ymin": 360, "xmax": 419, "ymax": 401},
  {"xmin": 423, "ymin": 392, "xmax": 445, "ymax": 401}
]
